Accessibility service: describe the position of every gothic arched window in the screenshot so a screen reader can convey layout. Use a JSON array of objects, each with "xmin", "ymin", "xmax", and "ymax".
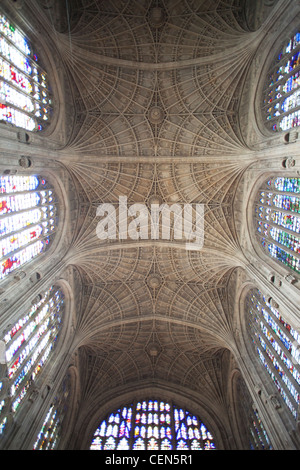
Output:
[
  {"xmin": 255, "ymin": 176, "xmax": 300, "ymax": 274},
  {"xmin": 0, "ymin": 12, "xmax": 52, "ymax": 132},
  {"xmin": 33, "ymin": 372, "xmax": 71, "ymax": 450},
  {"xmin": 0, "ymin": 174, "xmax": 57, "ymax": 280},
  {"xmin": 246, "ymin": 288, "xmax": 300, "ymax": 420},
  {"xmin": 90, "ymin": 399, "xmax": 216, "ymax": 450},
  {"xmin": 0, "ymin": 285, "xmax": 64, "ymax": 436},
  {"xmin": 263, "ymin": 31, "xmax": 300, "ymax": 132}
]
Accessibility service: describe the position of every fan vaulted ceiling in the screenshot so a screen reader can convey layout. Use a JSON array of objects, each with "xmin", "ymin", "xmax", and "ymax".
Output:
[{"xmin": 45, "ymin": 0, "xmax": 263, "ymax": 419}]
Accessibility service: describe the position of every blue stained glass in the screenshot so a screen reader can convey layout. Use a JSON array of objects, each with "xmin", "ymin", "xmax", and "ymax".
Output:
[
  {"xmin": 0, "ymin": 175, "xmax": 56, "ymax": 280},
  {"xmin": 104, "ymin": 436, "xmax": 115, "ymax": 450},
  {"xmin": 0, "ymin": 416, "xmax": 7, "ymax": 435},
  {"xmin": 266, "ymin": 31, "xmax": 300, "ymax": 132},
  {"xmin": 90, "ymin": 400, "xmax": 216, "ymax": 450},
  {"xmin": 119, "ymin": 420, "xmax": 126, "ymax": 437},
  {"xmin": 274, "ymin": 177, "xmax": 300, "ymax": 193},
  {"xmin": 247, "ymin": 290, "xmax": 300, "ymax": 419},
  {"xmin": 256, "ymin": 178, "xmax": 300, "ymax": 273},
  {"xmin": 0, "ymin": 175, "xmax": 39, "ymax": 193},
  {"xmin": 177, "ymin": 439, "xmax": 189, "ymax": 450},
  {"xmin": 133, "ymin": 437, "xmax": 145, "ymax": 450},
  {"xmin": 140, "ymin": 425, "xmax": 146, "ymax": 438},
  {"xmin": 92, "ymin": 436, "xmax": 103, "ymax": 448},
  {"xmin": 3, "ymin": 286, "xmax": 64, "ymax": 417},
  {"xmin": 273, "ymin": 194, "xmax": 300, "ymax": 213},
  {"xmin": 148, "ymin": 437, "xmax": 158, "ymax": 450},
  {"xmin": 117, "ymin": 438, "xmax": 129, "ymax": 450},
  {"xmin": 268, "ymin": 243, "xmax": 300, "ymax": 273},
  {"xmin": 0, "ymin": 12, "xmax": 51, "ymax": 131}
]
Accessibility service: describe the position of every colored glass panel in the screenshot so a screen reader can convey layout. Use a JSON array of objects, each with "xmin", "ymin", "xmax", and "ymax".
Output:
[
  {"xmin": 264, "ymin": 32, "xmax": 300, "ymax": 132},
  {"xmin": 90, "ymin": 400, "xmax": 216, "ymax": 450},
  {"xmin": 247, "ymin": 289, "xmax": 300, "ymax": 419},
  {"xmin": 0, "ymin": 12, "xmax": 51, "ymax": 131},
  {"xmin": 2, "ymin": 286, "xmax": 64, "ymax": 414},
  {"xmin": 274, "ymin": 177, "xmax": 300, "ymax": 193},
  {"xmin": 0, "ymin": 175, "xmax": 56, "ymax": 279},
  {"xmin": 33, "ymin": 406, "xmax": 59, "ymax": 450},
  {"xmin": 255, "ymin": 178, "xmax": 300, "ymax": 273}
]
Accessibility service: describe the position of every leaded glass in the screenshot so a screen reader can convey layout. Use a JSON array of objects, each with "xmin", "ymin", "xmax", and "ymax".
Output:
[
  {"xmin": 0, "ymin": 175, "xmax": 57, "ymax": 280},
  {"xmin": 0, "ymin": 415, "xmax": 7, "ymax": 435},
  {"xmin": 33, "ymin": 349, "xmax": 71, "ymax": 451},
  {"xmin": 0, "ymin": 12, "xmax": 52, "ymax": 132},
  {"xmin": 249, "ymin": 408, "xmax": 271, "ymax": 450},
  {"xmin": 2, "ymin": 286, "xmax": 64, "ymax": 416},
  {"xmin": 246, "ymin": 289, "xmax": 300, "ymax": 419},
  {"xmin": 33, "ymin": 406, "xmax": 59, "ymax": 450},
  {"xmin": 255, "ymin": 177, "xmax": 300, "ymax": 274},
  {"xmin": 90, "ymin": 400, "xmax": 216, "ymax": 450},
  {"xmin": 264, "ymin": 32, "xmax": 300, "ymax": 132}
]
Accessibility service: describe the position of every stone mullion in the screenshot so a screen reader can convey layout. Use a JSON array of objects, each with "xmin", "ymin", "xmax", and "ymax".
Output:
[
  {"xmin": 263, "ymin": 42, "xmax": 300, "ymax": 126},
  {"xmin": 169, "ymin": 399, "xmax": 177, "ymax": 450},
  {"xmin": 250, "ymin": 310, "xmax": 298, "ymax": 416},
  {"xmin": 263, "ymin": 301, "xmax": 300, "ymax": 362},
  {"xmin": 254, "ymin": 208, "xmax": 299, "ymax": 262},
  {"xmin": 256, "ymin": 198, "xmax": 300, "ymax": 219},
  {"xmin": 9, "ymin": 302, "xmax": 62, "ymax": 413},
  {"xmin": 249, "ymin": 426, "xmax": 261, "ymax": 449},
  {"xmin": 252, "ymin": 409, "xmax": 272, "ymax": 450},
  {"xmin": 0, "ymin": 203, "xmax": 57, "ymax": 224},
  {"xmin": 4, "ymin": 299, "xmax": 49, "ymax": 373},
  {"xmin": 257, "ymin": 308, "xmax": 300, "ymax": 401}
]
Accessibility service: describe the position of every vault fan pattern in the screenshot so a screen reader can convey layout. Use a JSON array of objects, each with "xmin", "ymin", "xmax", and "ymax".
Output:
[
  {"xmin": 1, "ymin": 0, "xmax": 300, "ymax": 451},
  {"xmin": 56, "ymin": 0, "xmax": 260, "ymax": 157},
  {"xmin": 54, "ymin": 0, "xmax": 256, "ymax": 421},
  {"xmin": 4, "ymin": 0, "xmax": 286, "ymax": 448}
]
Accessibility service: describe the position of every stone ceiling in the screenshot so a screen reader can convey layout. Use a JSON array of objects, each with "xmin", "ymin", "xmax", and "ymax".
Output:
[{"xmin": 41, "ymin": 0, "xmax": 267, "ymax": 421}]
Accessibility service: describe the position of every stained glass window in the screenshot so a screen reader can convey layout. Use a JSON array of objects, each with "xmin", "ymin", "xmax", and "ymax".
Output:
[
  {"xmin": 0, "ymin": 286, "xmax": 64, "ymax": 426},
  {"xmin": 0, "ymin": 384, "xmax": 7, "ymax": 436},
  {"xmin": 249, "ymin": 408, "xmax": 272, "ymax": 450},
  {"xmin": 0, "ymin": 12, "xmax": 52, "ymax": 131},
  {"xmin": 0, "ymin": 174, "xmax": 57, "ymax": 280},
  {"xmin": 236, "ymin": 375, "xmax": 272, "ymax": 450},
  {"xmin": 33, "ymin": 372, "xmax": 71, "ymax": 450},
  {"xmin": 263, "ymin": 32, "xmax": 300, "ymax": 132},
  {"xmin": 246, "ymin": 288, "xmax": 300, "ymax": 419},
  {"xmin": 90, "ymin": 400, "xmax": 216, "ymax": 450},
  {"xmin": 255, "ymin": 177, "xmax": 300, "ymax": 274}
]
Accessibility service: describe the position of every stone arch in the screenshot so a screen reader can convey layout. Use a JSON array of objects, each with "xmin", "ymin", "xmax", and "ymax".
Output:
[
  {"xmin": 246, "ymin": 170, "xmax": 300, "ymax": 280},
  {"xmin": 0, "ymin": 2, "xmax": 73, "ymax": 144},
  {"xmin": 254, "ymin": 9, "xmax": 300, "ymax": 138},
  {"xmin": 236, "ymin": 281, "xmax": 300, "ymax": 444},
  {"xmin": 0, "ymin": 164, "xmax": 70, "ymax": 294},
  {"xmin": 0, "ymin": 277, "xmax": 73, "ymax": 444},
  {"xmin": 77, "ymin": 383, "xmax": 228, "ymax": 451}
]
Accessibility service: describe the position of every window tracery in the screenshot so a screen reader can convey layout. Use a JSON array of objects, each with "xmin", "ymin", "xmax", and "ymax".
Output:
[
  {"xmin": 246, "ymin": 288, "xmax": 300, "ymax": 420},
  {"xmin": 0, "ymin": 174, "xmax": 57, "ymax": 280},
  {"xmin": 255, "ymin": 176, "xmax": 300, "ymax": 274},
  {"xmin": 33, "ymin": 372, "xmax": 71, "ymax": 450},
  {"xmin": 0, "ymin": 12, "xmax": 52, "ymax": 132},
  {"xmin": 264, "ymin": 32, "xmax": 300, "ymax": 132},
  {"xmin": 0, "ymin": 285, "xmax": 64, "ymax": 436},
  {"xmin": 90, "ymin": 399, "xmax": 216, "ymax": 450}
]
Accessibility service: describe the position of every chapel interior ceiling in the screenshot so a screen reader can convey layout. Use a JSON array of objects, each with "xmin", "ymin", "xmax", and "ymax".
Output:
[
  {"xmin": 56, "ymin": 0, "xmax": 260, "ymax": 157},
  {"xmin": 30, "ymin": 0, "xmax": 270, "ymax": 419}
]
